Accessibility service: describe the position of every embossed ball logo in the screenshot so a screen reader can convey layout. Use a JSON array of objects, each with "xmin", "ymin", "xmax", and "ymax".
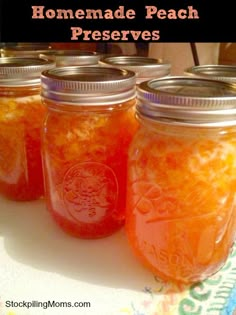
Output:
[{"xmin": 63, "ymin": 162, "xmax": 118, "ymax": 223}]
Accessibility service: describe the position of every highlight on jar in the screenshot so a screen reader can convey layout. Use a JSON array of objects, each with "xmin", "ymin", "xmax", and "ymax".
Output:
[
  {"xmin": 0, "ymin": 57, "xmax": 55, "ymax": 201},
  {"xmin": 99, "ymin": 55, "xmax": 171, "ymax": 84},
  {"xmin": 125, "ymin": 76, "xmax": 236, "ymax": 284},
  {"xmin": 40, "ymin": 66, "xmax": 138, "ymax": 239}
]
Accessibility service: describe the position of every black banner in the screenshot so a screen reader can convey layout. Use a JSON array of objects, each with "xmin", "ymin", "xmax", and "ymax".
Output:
[{"xmin": 0, "ymin": 0, "xmax": 235, "ymax": 42}]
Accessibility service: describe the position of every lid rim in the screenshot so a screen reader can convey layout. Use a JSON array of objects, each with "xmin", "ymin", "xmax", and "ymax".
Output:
[
  {"xmin": 137, "ymin": 76, "xmax": 236, "ymax": 126},
  {"xmin": 184, "ymin": 65, "xmax": 236, "ymax": 83},
  {"xmin": 0, "ymin": 57, "xmax": 56, "ymax": 85},
  {"xmin": 99, "ymin": 55, "xmax": 171, "ymax": 77},
  {"xmin": 41, "ymin": 66, "xmax": 136, "ymax": 105},
  {"xmin": 40, "ymin": 50, "xmax": 100, "ymax": 66},
  {"xmin": 137, "ymin": 112, "xmax": 236, "ymax": 128}
]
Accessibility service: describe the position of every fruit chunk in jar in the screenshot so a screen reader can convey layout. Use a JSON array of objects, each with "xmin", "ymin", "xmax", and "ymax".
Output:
[
  {"xmin": 126, "ymin": 125, "xmax": 236, "ymax": 283},
  {"xmin": 43, "ymin": 100, "xmax": 138, "ymax": 238},
  {"xmin": 0, "ymin": 90, "xmax": 45, "ymax": 201}
]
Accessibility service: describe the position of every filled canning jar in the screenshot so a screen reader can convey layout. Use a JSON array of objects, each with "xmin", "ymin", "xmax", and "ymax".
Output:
[
  {"xmin": 99, "ymin": 55, "xmax": 171, "ymax": 84},
  {"xmin": 41, "ymin": 66, "xmax": 137, "ymax": 239},
  {"xmin": 126, "ymin": 76, "xmax": 236, "ymax": 283},
  {"xmin": 0, "ymin": 57, "xmax": 55, "ymax": 200}
]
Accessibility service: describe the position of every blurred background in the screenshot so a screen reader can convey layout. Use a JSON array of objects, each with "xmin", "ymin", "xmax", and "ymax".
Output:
[{"xmin": 0, "ymin": 42, "xmax": 235, "ymax": 74}]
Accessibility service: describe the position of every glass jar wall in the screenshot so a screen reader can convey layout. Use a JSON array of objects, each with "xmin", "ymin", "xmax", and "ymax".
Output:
[
  {"xmin": 126, "ymin": 76, "xmax": 236, "ymax": 283},
  {"xmin": 41, "ymin": 66, "xmax": 138, "ymax": 239},
  {"xmin": 0, "ymin": 57, "xmax": 55, "ymax": 201}
]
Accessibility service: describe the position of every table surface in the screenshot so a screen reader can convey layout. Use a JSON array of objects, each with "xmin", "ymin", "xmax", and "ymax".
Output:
[{"xmin": 0, "ymin": 196, "xmax": 236, "ymax": 315}]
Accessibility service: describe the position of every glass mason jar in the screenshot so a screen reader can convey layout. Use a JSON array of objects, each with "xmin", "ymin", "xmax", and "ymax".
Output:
[
  {"xmin": 184, "ymin": 65, "xmax": 236, "ymax": 83},
  {"xmin": 0, "ymin": 57, "xmax": 55, "ymax": 201},
  {"xmin": 41, "ymin": 66, "xmax": 137, "ymax": 239},
  {"xmin": 39, "ymin": 50, "xmax": 100, "ymax": 67},
  {"xmin": 99, "ymin": 55, "xmax": 171, "ymax": 84},
  {"xmin": 126, "ymin": 76, "xmax": 236, "ymax": 283}
]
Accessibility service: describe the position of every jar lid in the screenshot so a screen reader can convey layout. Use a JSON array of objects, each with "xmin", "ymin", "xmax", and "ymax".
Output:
[
  {"xmin": 1, "ymin": 44, "xmax": 53, "ymax": 58},
  {"xmin": 99, "ymin": 55, "xmax": 171, "ymax": 83},
  {"xmin": 41, "ymin": 66, "xmax": 136, "ymax": 105},
  {"xmin": 39, "ymin": 50, "xmax": 100, "ymax": 66},
  {"xmin": 137, "ymin": 76, "xmax": 236, "ymax": 127},
  {"xmin": 185, "ymin": 65, "xmax": 236, "ymax": 83},
  {"xmin": 0, "ymin": 57, "xmax": 56, "ymax": 86}
]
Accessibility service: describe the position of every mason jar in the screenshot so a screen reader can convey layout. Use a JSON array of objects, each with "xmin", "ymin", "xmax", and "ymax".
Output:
[
  {"xmin": 0, "ymin": 57, "xmax": 55, "ymax": 200},
  {"xmin": 126, "ymin": 76, "xmax": 236, "ymax": 283},
  {"xmin": 185, "ymin": 65, "xmax": 236, "ymax": 83},
  {"xmin": 39, "ymin": 50, "xmax": 100, "ymax": 67},
  {"xmin": 99, "ymin": 55, "xmax": 171, "ymax": 84},
  {"xmin": 41, "ymin": 66, "xmax": 137, "ymax": 239}
]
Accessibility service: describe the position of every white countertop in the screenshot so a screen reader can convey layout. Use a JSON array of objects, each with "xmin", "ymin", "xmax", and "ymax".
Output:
[
  {"xmin": 0, "ymin": 196, "xmax": 160, "ymax": 315},
  {"xmin": 1, "ymin": 196, "xmax": 236, "ymax": 315}
]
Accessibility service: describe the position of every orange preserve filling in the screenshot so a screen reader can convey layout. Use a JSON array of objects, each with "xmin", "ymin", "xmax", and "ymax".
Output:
[
  {"xmin": 42, "ymin": 100, "xmax": 138, "ymax": 238},
  {"xmin": 0, "ymin": 88, "xmax": 45, "ymax": 200},
  {"xmin": 126, "ymin": 124, "xmax": 236, "ymax": 283}
]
